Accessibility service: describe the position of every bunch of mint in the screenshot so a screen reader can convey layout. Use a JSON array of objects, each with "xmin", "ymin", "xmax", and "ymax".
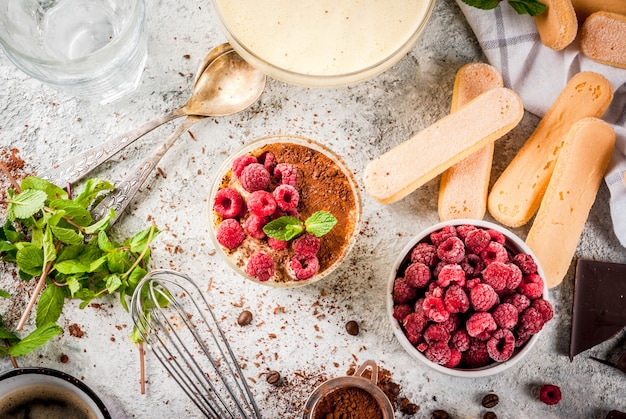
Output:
[
  {"xmin": 0, "ymin": 176, "xmax": 159, "ymax": 359},
  {"xmin": 461, "ymin": 0, "xmax": 547, "ymax": 16}
]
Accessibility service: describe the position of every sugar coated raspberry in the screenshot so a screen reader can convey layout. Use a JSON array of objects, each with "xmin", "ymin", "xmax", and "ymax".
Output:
[
  {"xmin": 445, "ymin": 348, "xmax": 462, "ymax": 368},
  {"xmin": 539, "ymin": 384, "xmax": 562, "ymax": 405},
  {"xmin": 426, "ymin": 283, "xmax": 444, "ymax": 299},
  {"xmin": 480, "ymin": 241, "xmax": 509, "ymax": 265},
  {"xmin": 274, "ymin": 163, "xmax": 299, "ymax": 187},
  {"xmin": 466, "ymin": 312, "xmax": 497, "ymax": 340},
  {"xmin": 437, "ymin": 236, "xmax": 465, "ymax": 264},
  {"xmin": 213, "ymin": 188, "xmax": 244, "ymax": 219},
  {"xmin": 430, "ymin": 225, "xmax": 457, "ymax": 247},
  {"xmin": 444, "ymin": 284, "xmax": 470, "ymax": 314},
  {"xmin": 465, "ymin": 228, "xmax": 491, "ymax": 254},
  {"xmin": 232, "ymin": 155, "xmax": 257, "ymax": 178},
  {"xmin": 451, "ymin": 329, "xmax": 471, "ymax": 352},
  {"xmin": 273, "ymin": 184, "xmax": 299, "ymax": 211},
  {"xmin": 440, "ymin": 313, "xmax": 460, "ymax": 333},
  {"xmin": 462, "ymin": 338, "xmax": 490, "ymax": 368},
  {"xmin": 403, "ymin": 312, "xmax": 428, "ymax": 344},
  {"xmin": 455, "ymin": 224, "xmax": 477, "ymax": 240},
  {"xmin": 422, "ymin": 296, "xmax": 450, "ymax": 323},
  {"xmin": 482, "ymin": 262, "xmax": 510, "ymax": 292},
  {"xmin": 515, "ymin": 330, "xmax": 532, "ymax": 348},
  {"xmin": 393, "ymin": 304, "xmax": 414, "ymax": 322},
  {"xmin": 247, "ymin": 190, "xmax": 277, "ymax": 217},
  {"xmin": 437, "ymin": 264, "xmax": 466, "ymax": 288},
  {"xmin": 258, "ymin": 151, "xmax": 276, "ymax": 174},
  {"xmin": 289, "ymin": 255, "xmax": 319, "ymax": 280},
  {"xmin": 505, "ymin": 263, "xmax": 523, "ymax": 290},
  {"xmin": 425, "ymin": 341, "xmax": 452, "ymax": 365},
  {"xmin": 492, "ymin": 303, "xmax": 518, "ymax": 329},
  {"xmin": 267, "ymin": 237, "xmax": 288, "ymax": 250},
  {"xmin": 216, "ymin": 219, "xmax": 245, "ymax": 249},
  {"xmin": 405, "ymin": 262, "xmax": 431, "ymax": 288},
  {"xmin": 487, "ymin": 229, "xmax": 506, "ymax": 245},
  {"xmin": 518, "ymin": 307, "xmax": 545, "ymax": 335},
  {"xmin": 518, "ymin": 273, "xmax": 544, "ymax": 299},
  {"xmin": 470, "ymin": 284, "xmax": 498, "ymax": 312},
  {"xmin": 410, "ymin": 243, "xmax": 438, "ymax": 266},
  {"xmin": 460, "ymin": 254, "xmax": 485, "ymax": 278},
  {"xmin": 532, "ymin": 298, "xmax": 554, "ymax": 322},
  {"xmin": 293, "ymin": 233, "xmax": 321, "ymax": 257},
  {"xmin": 393, "ymin": 278, "xmax": 417, "ymax": 305},
  {"xmin": 486, "ymin": 328, "xmax": 515, "ymax": 362},
  {"xmin": 512, "ymin": 253, "xmax": 538, "ymax": 275},
  {"xmin": 246, "ymin": 252, "xmax": 275, "ymax": 281},
  {"xmin": 423, "ymin": 323, "xmax": 450, "ymax": 344},
  {"xmin": 240, "ymin": 163, "xmax": 270, "ymax": 192},
  {"xmin": 244, "ymin": 214, "xmax": 268, "ymax": 239},
  {"xmin": 503, "ymin": 293, "xmax": 531, "ymax": 312}
]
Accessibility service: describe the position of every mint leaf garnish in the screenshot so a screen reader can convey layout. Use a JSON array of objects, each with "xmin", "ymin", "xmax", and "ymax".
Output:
[
  {"xmin": 461, "ymin": 0, "xmax": 546, "ymax": 16},
  {"xmin": 305, "ymin": 211, "xmax": 337, "ymax": 237},
  {"xmin": 263, "ymin": 216, "xmax": 303, "ymax": 241},
  {"xmin": 461, "ymin": 0, "xmax": 500, "ymax": 10}
]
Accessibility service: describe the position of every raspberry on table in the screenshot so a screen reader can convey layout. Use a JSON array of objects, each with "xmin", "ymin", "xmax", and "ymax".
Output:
[
  {"xmin": 410, "ymin": 242, "xmax": 438, "ymax": 266},
  {"xmin": 503, "ymin": 293, "xmax": 531, "ymax": 312},
  {"xmin": 486, "ymin": 328, "xmax": 515, "ymax": 362},
  {"xmin": 244, "ymin": 214, "xmax": 268, "ymax": 239},
  {"xmin": 213, "ymin": 187, "xmax": 244, "ymax": 219},
  {"xmin": 289, "ymin": 255, "xmax": 319, "ymax": 280},
  {"xmin": 460, "ymin": 254, "xmax": 485, "ymax": 278},
  {"xmin": 444, "ymin": 284, "xmax": 470, "ymax": 314},
  {"xmin": 267, "ymin": 237, "xmax": 289, "ymax": 250},
  {"xmin": 470, "ymin": 283, "xmax": 499, "ymax": 312},
  {"xmin": 273, "ymin": 184, "xmax": 299, "ymax": 211},
  {"xmin": 430, "ymin": 225, "xmax": 457, "ymax": 247},
  {"xmin": 492, "ymin": 303, "xmax": 519, "ymax": 329},
  {"xmin": 274, "ymin": 163, "xmax": 299, "ymax": 187},
  {"xmin": 512, "ymin": 253, "xmax": 538, "ymax": 275},
  {"xmin": 293, "ymin": 233, "xmax": 321, "ymax": 257},
  {"xmin": 466, "ymin": 312, "xmax": 497, "ymax": 340},
  {"xmin": 258, "ymin": 151, "xmax": 276, "ymax": 174},
  {"xmin": 425, "ymin": 341, "xmax": 452, "ymax": 365},
  {"xmin": 403, "ymin": 312, "xmax": 429, "ymax": 344},
  {"xmin": 247, "ymin": 190, "xmax": 277, "ymax": 217},
  {"xmin": 246, "ymin": 252, "xmax": 275, "ymax": 281},
  {"xmin": 393, "ymin": 278, "xmax": 418, "ymax": 305},
  {"xmin": 240, "ymin": 163, "xmax": 271, "ymax": 192},
  {"xmin": 393, "ymin": 304, "xmax": 414, "ymax": 322},
  {"xmin": 462, "ymin": 338, "xmax": 490, "ymax": 368},
  {"xmin": 480, "ymin": 241, "xmax": 509, "ymax": 265},
  {"xmin": 518, "ymin": 273, "xmax": 544, "ymax": 299},
  {"xmin": 539, "ymin": 384, "xmax": 562, "ymax": 405},
  {"xmin": 532, "ymin": 298, "xmax": 554, "ymax": 322},
  {"xmin": 422, "ymin": 296, "xmax": 450, "ymax": 323},
  {"xmin": 216, "ymin": 219, "xmax": 245, "ymax": 249},
  {"xmin": 232, "ymin": 154, "xmax": 257, "ymax": 178},
  {"xmin": 464, "ymin": 228, "xmax": 491, "ymax": 254},
  {"xmin": 451, "ymin": 329, "xmax": 471, "ymax": 352},
  {"xmin": 423, "ymin": 323, "xmax": 451, "ymax": 344},
  {"xmin": 437, "ymin": 264, "xmax": 466, "ymax": 288},
  {"xmin": 405, "ymin": 262, "xmax": 431, "ymax": 288},
  {"xmin": 518, "ymin": 306, "xmax": 545, "ymax": 335},
  {"xmin": 437, "ymin": 236, "xmax": 465, "ymax": 264}
]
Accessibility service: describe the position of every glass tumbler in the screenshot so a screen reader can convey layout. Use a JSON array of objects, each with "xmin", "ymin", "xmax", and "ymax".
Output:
[{"xmin": 0, "ymin": 0, "xmax": 147, "ymax": 104}]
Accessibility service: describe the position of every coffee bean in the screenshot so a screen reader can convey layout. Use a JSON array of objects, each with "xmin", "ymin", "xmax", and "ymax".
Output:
[
  {"xmin": 399, "ymin": 398, "xmax": 419, "ymax": 415},
  {"xmin": 481, "ymin": 393, "xmax": 499, "ymax": 408},
  {"xmin": 345, "ymin": 320, "xmax": 359, "ymax": 336},
  {"xmin": 237, "ymin": 310, "xmax": 253, "ymax": 326},
  {"xmin": 431, "ymin": 410, "xmax": 450, "ymax": 419},
  {"xmin": 266, "ymin": 370, "xmax": 281, "ymax": 385},
  {"xmin": 382, "ymin": 381, "xmax": 401, "ymax": 398},
  {"xmin": 483, "ymin": 412, "xmax": 498, "ymax": 419}
]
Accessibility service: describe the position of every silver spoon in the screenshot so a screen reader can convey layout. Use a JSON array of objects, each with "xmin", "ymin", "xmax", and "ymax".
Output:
[{"xmin": 39, "ymin": 43, "xmax": 266, "ymax": 186}]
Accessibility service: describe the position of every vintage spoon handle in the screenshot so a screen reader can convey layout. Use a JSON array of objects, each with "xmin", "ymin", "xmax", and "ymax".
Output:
[
  {"xmin": 39, "ymin": 108, "xmax": 185, "ymax": 186},
  {"xmin": 91, "ymin": 115, "xmax": 203, "ymax": 224}
]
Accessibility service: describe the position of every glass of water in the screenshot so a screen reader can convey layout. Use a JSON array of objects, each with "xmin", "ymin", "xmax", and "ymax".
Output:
[{"xmin": 0, "ymin": 0, "xmax": 147, "ymax": 104}]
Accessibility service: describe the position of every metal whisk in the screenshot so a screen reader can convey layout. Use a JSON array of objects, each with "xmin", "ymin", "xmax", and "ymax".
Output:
[{"xmin": 131, "ymin": 269, "xmax": 262, "ymax": 418}]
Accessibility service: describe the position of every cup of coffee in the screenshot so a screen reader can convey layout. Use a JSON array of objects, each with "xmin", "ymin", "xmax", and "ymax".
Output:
[
  {"xmin": 0, "ymin": 367, "xmax": 111, "ymax": 419},
  {"xmin": 0, "ymin": 0, "xmax": 147, "ymax": 104}
]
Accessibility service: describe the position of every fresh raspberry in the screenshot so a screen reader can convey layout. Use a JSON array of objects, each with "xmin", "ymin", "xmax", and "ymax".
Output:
[
  {"xmin": 404, "ymin": 262, "xmax": 431, "ymax": 289},
  {"xmin": 464, "ymin": 228, "xmax": 491, "ymax": 254},
  {"xmin": 487, "ymin": 229, "xmax": 506, "ymax": 245},
  {"xmin": 512, "ymin": 253, "xmax": 538, "ymax": 275},
  {"xmin": 532, "ymin": 298, "xmax": 554, "ymax": 322},
  {"xmin": 216, "ymin": 219, "xmax": 245, "ymax": 249},
  {"xmin": 437, "ymin": 264, "xmax": 466, "ymax": 287},
  {"xmin": 437, "ymin": 236, "xmax": 465, "ymax": 264},
  {"xmin": 462, "ymin": 338, "xmax": 490, "ymax": 368},
  {"xmin": 244, "ymin": 214, "xmax": 268, "ymax": 239},
  {"xmin": 393, "ymin": 278, "xmax": 418, "ymax": 304},
  {"xmin": 257, "ymin": 151, "xmax": 276, "ymax": 174},
  {"xmin": 460, "ymin": 254, "xmax": 485, "ymax": 278},
  {"xmin": 539, "ymin": 384, "xmax": 562, "ymax": 405},
  {"xmin": 289, "ymin": 255, "xmax": 319, "ymax": 280},
  {"xmin": 393, "ymin": 304, "xmax": 414, "ymax": 323},
  {"xmin": 232, "ymin": 155, "xmax": 257, "ymax": 178},
  {"xmin": 267, "ymin": 237, "xmax": 289, "ymax": 250},
  {"xmin": 402, "ymin": 312, "xmax": 428, "ymax": 344},
  {"xmin": 482, "ymin": 262, "xmax": 510, "ymax": 292},
  {"xmin": 445, "ymin": 348, "xmax": 462, "ymax": 368},
  {"xmin": 425, "ymin": 341, "xmax": 452, "ymax": 365},
  {"xmin": 451, "ymin": 329, "xmax": 471, "ymax": 352},
  {"xmin": 430, "ymin": 225, "xmax": 458, "ymax": 247},
  {"xmin": 440, "ymin": 313, "xmax": 460, "ymax": 333},
  {"xmin": 470, "ymin": 284, "xmax": 499, "ymax": 312},
  {"xmin": 293, "ymin": 233, "xmax": 321, "ymax": 257},
  {"xmin": 423, "ymin": 323, "xmax": 451, "ymax": 344},
  {"xmin": 455, "ymin": 224, "xmax": 477, "ymax": 240},
  {"xmin": 518, "ymin": 306, "xmax": 545, "ymax": 335},
  {"xmin": 518, "ymin": 273, "xmax": 544, "ymax": 299},
  {"xmin": 272, "ymin": 184, "xmax": 299, "ymax": 211},
  {"xmin": 503, "ymin": 293, "xmax": 531, "ymax": 312},
  {"xmin": 492, "ymin": 303, "xmax": 518, "ymax": 329},
  {"xmin": 213, "ymin": 188, "xmax": 244, "ymax": 219},
  {"xmin": 246, "ymin": 252, "xmax": 275, "ymax": 281},
  {"xmin": 247, "ymin": 190, "xmax": 277, "ymax": 217},
  {"xmin": 486, "ymin": 328, "xmax": 515, "ymax": 362},
  {"xmin": 466, "ymin": 312, "xmax": 497, "ymax": 340},
  {"xmin": 422, "ymin": 296, "xmax": 450, "ymax": 323},
  {"xmin": 480, "ymin": 241, "xmax": 509, "ymax": 265},
  {"xmin": 274, "ymin": 163, "xmax": 299, "ymax": 187},
  {"xmin": 240, "ymin": 163, "xmax": 271, "ymax": 192},
  {"xmin": 444, "ymin": 284, "xmax": 470, "ymax": 314},
  {"xmin": 410, "ymin": 243, "xmax": 438, "ymax": 266}
]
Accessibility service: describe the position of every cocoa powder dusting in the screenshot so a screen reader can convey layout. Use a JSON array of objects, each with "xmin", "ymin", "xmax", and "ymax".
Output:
[{"xmin": 313, "ymin": 386, "xmax": 383, "ymax": 419}]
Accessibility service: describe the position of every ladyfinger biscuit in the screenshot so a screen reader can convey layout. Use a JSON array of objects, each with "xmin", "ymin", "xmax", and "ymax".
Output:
[
  {"xmin": 526, "ymin": 118, "xmax": 615, "ymax": 288},
  {"xmin": 533, "ymin": 0, "xmax": 578, "ymax": 50},
  {"xmin": 571, "ymin": 0, "xmax": 626, "ymax": 21},
  {"xmin": 363, "ymin": 87, "xmax": 523, "ymax": 204},
  {"xmin": 580, "ymin": 11, "xmax": 626, "ymax": 69},
  {"xmin": 487, "ymin": 71, "xmax": 613, "ymax": 228},
  {"xmin": 438, "ymin": 63, "xmax": 503, "ymax": 221}
]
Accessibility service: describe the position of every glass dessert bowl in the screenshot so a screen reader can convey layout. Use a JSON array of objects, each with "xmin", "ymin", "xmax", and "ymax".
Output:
[
  {"xmin": 209, "ymin": 0, "xmax": 436, "ymax": 87},
  {"xmin": 387, "ymin": 219, "xmax": 552, "ymax": 378},
  {"xmin": 208, "ymin": 135, "xmax": 362, "ymax": 288}
]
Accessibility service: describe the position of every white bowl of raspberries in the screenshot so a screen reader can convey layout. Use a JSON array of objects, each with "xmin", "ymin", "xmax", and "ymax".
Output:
[{"xmin": 387, "ymin": 219, "xmax": 553, "ymax": 377}]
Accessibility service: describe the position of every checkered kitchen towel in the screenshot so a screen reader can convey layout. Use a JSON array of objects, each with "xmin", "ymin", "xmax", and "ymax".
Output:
[{"xmin": 455, "ymin": 1, "xmax": 626, "ymax": 247}]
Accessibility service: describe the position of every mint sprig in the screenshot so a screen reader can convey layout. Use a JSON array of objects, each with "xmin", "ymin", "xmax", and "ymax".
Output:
[
  {"xmin": 461, "ymin": 0, "xmax": 547, "ymax": 16},
  {"xmin": 263, "ymin": 210, "xmax": 337, "ymax": 241}
]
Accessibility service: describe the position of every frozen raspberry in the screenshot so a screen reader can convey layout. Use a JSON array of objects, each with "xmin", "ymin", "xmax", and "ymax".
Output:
[
  {"xmin": 444, "ymin": 284, "xmax": 470, "ymax": 314},
  {"xmin": 470, "ymin": 284, "xmax": 499, "ymax": 312},
  {"xmin": 426, "ymin": 283, "xmax": 445, "ymax": 299},
  {"xmin": 244, "ymin": 214, "xmax": 268, "ymax": 239},
  {"xmin": 487, "ymin": 229, "xmax": 506, "ymax": 245},
  {"xmin": 462, "ymin": 338, "xmax": 490, "ymax": 368},
  {"xmin": 464, "ymin": 277, "xmax": 481, "ymax": 291},
  {"xmin": 480, "ymin": 241, "xmax": 509, "ymax": 265},
  {"xmin": 445, "ymin": 348, "xmax": 462, "ymax": 368},
  {"xmin": 440, "ymin": 313, "xmax": 460, "ymax": 333},
  {"xmin": 465, "ymin": 228, "xmax": 491, "ymax": 254},
  {"xmin": 293, "ymin": 233, "xmax": 320, "ymax": 257},
  {"xmin": 247, "ymin": 190, "xmax": 277, "ymax": 217},
  {"xmin": 437, "ymin": 236, "xmax": 465, "ymax": 264},
  {"xmin": 518, "ymin": 307, "xmax": 545, "ymax": 335},
  {"xmin": 512, "ymin": 253, "xmax": 538, "ymax": 275},
  {"xmin": 518, "ymin": 273, "xmax": 544, "ymax": 299},
  {"xmin": 486, "ymin": 328, "xmax": 515, "ymax": 362},
  {"xmin": 423, "ymin": 323, "xmax": 451, "ymax": 344},
  {"xmin": 289, "ymin": 255, "xmax": 319, "ymax": 280},
  {"xmin": 393, "ymin": 304, "xmax": 414, "ymax": 322},
  {"xmin": 258, "ymin": 151, "xmax": 276, "ymax": 174},
  {"xmin": 213, "ymin": 188, "xmax": 244, "ymax": 219},
  {"xmin": 410, "ymin": 243, "xmax": 438, "ymax": 266},
  {"xmin": 267, "ymin": 237, "xmax": 289, "ymax": 250},
  {"xmin": 422, "ymin": 297, "xmax": 450, "ymax": 323},
  {"xmin": 274, "ymin": 163, "xmax": 299, "ymax": 187},
  {"xmin": 503, "ymin": 293, "xmax": 531, "ymax": 312},
  {"xmin": 393, "ymin": 278, "xmax": 418, "ymax": 304},
  {"xmin": 437, "ymin": 264, "xmax": 466, "ymax": 287},
  {"xmin": 430, "ymin": 225, "xmax": 458, "ymax": 247},
  {"xmin": 451, "ymin": 329, "xmax": 471, "ymax": 352},
  {"xmin": 539, "ymin": 384, "xmax": 562, "ymax": 405},
  {"xmin": 482, "ymin": 262, "xmax": 510, "ymax": 292},
  {"xmin": 216, "ymin": 219, "xmax": 245, "ymax": 249},
  {"xmin": 404, "ymin": 262, "xmax": 431, "ymax": 288},
  {"xmin": 416, "ymin": 342, "xmax": 428, "ymax": 352},
  {"xmin": 425, "ymin": 341, "xmax": 452, "ymax": 365},
  {"xmin": 272, "ymin": 184, "xmax": 299, "ymax": 211},
  {"xmin": 514, "ymin": 330, "xmax": 532, "ymax": 348},
  {"xmin": 456, "ymin": 224, "xmax": 477, "ymax": 240},
  {"xmin": 532, "ymin": 298, "xmax": 554, "ymax": 322},
  {"xmin": 232, "ymin": 155, "xmax": 257, "ymax": 178},
  {"xmin": 433, "ymin": 261, "xmax": 446, "ymax": 278},
  {"xmin": 240, "ymin": 163, "xmax": 271, "ymax": 192},
  {"xmin": 492, "ymin": 303, "xmax": 518, "ymax": 329},
  {"xmin": 505, "ymin": 263, "xmax": 523, "ymax": 290},
  {"xmin": 466, "ymin": 312, "xmax": 497, "ymax": 340},
  {"xmin": 246, "ymin": 252, "xmax": 275, "ymax": 281},
  {"xmin": 460, "ymin": 254, "xmax": 485, "ymax": 278},
  {"xmin": 403, "ymin": 312, "xmax": 428, "ymax": 344}
]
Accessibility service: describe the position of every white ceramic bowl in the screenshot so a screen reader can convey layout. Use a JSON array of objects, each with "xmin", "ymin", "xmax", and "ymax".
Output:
[{"xmin": 387, "ymin": 219, "xmax": 550, "ymax": 378}]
